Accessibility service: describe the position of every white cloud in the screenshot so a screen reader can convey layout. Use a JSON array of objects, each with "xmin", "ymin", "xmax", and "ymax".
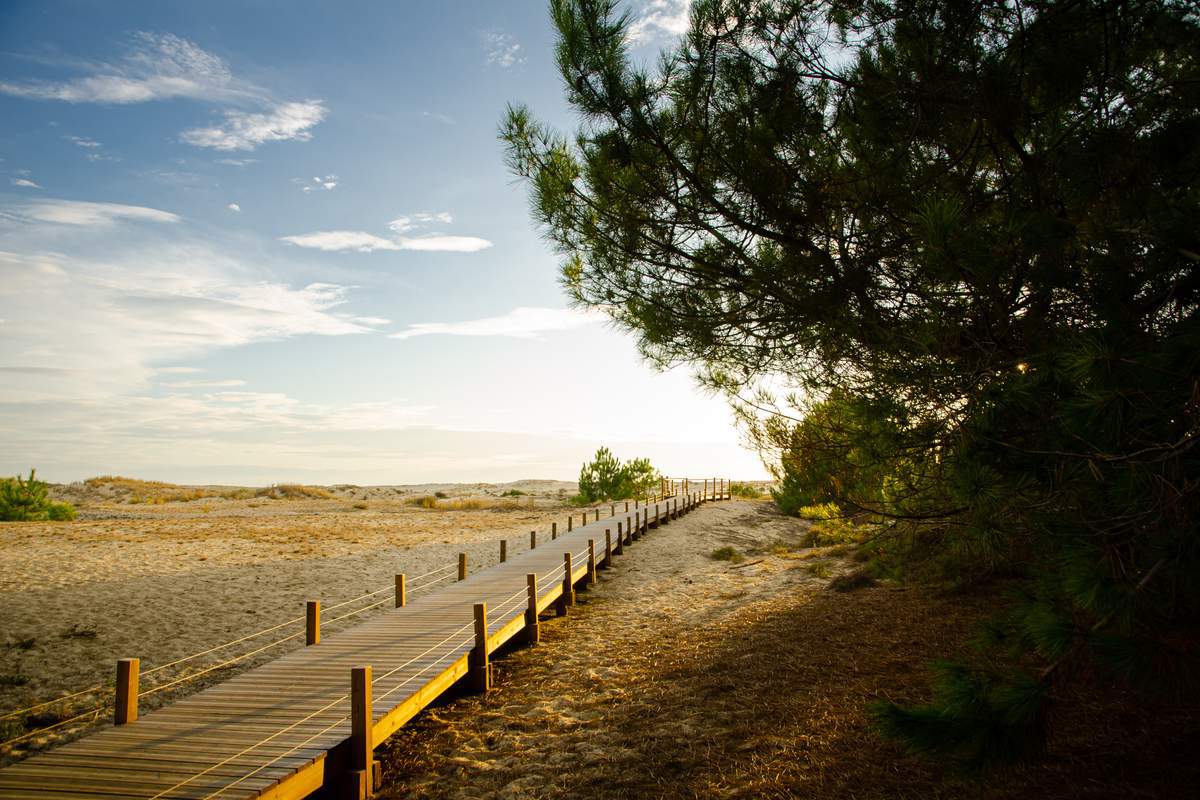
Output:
[
  {"xmin": 0, "ymin": 33, "xmax": 326, "ymax": 151},
  {"xmin": 281, "ymin": 212, "xmax": 492, "ymax": 254},
  {"xmin": 0, "ymin": 32, "xmax": 249, "ymax": 105},
  {"xmin": 66, "ymin": 136, "xmax": 102, "ymax": 148},
  {"xmin": 180, "ymin": 100, "xmax": 327, "ymax": 151},
  {"xmin": 280, "ymin": 231, "xmax": 400, "ymax": 252},
  {"xmin": 280, "ymin": 230, "xmax": 492, "ymax": 253},
  {"xmin": 16, "ymin": 198, "xmax": 179, "ymax": 227},
  {"xmin": 11, "ymin": 178, "xmax": 42, "ymax": 189},
  {"xmin": 391, "ymin": 307, "xmax": 600, "ymax": 340},
  {"xmin": 299, "ymin": 174, "xmax": 338, "ymax": 193},
  {"xmin": 227, "ymin": 203, "xmax": 241, "ymax": 212},
  {"xmin": 216, "ymin": 158, "xmax": 257, "ymax": 166},
  {"xmin": 484, "ymin": 32, "xmax": 526, "ymax": 68},
  {"xmin": 388, "ymin": 212, "xmax": 452, "ymax": 233},
  {"xmin": 155, "ymin": 366, "xmax": 203, "ymax": 374},
  {"xmin": 394, "ymin": 235, "xmax": 492, "ymax": 252},
  {"xmin": 163, "ymin": 379, "xmax": 247, "ymax": 389},
  {"xmin": 628, "ymin": 0, "xmax": 692, "ymax": 42}
]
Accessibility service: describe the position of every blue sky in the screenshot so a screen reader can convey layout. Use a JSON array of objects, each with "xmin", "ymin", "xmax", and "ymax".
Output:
[{"xmin": 0, "ymin": 1, "xmax": 768, "ymax": 484}]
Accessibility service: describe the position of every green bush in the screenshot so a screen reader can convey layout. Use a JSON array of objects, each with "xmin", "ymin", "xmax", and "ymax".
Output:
[
  {"xmin": 0, "ymin": 470, "xmax": 76, "ymax": 521},
  {"xmin": 729, "ymin": 482, "xmax": 762, "ymax": 498},
  {"xmin": 575, "ymin": 447, "xmax": 660, "ymax": 503},
  {"xmin": 710, "ymin": 546, "xmax": 744, "ymax": 563}
]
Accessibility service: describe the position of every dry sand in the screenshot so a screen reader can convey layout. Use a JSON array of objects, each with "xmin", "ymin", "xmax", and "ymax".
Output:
[{"xmin": 0, "ymin": 479, "xmax": 581, "ymax": 758}]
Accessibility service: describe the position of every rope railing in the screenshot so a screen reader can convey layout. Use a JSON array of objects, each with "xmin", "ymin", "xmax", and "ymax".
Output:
[
  {"xmin": 3, "ymin": 489, "xmax": 712, "ymax": 784},
  {"xmin": 0, "ymin": 558, "xmax": 464, "ymax": 746}
]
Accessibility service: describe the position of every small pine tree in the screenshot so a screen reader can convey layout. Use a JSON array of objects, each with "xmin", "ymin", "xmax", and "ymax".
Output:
[{"xmin": 0, "ymin": 469, "xmax": 76, "ymax": 521}]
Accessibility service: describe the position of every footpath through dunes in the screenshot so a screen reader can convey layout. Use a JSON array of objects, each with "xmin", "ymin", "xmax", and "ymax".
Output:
[{"xmin": 0, "ymin": 486, "xmax": 724, "ymax": 800}]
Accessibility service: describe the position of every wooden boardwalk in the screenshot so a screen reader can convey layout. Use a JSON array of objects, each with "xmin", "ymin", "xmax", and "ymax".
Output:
[{"xmin": 0, "ymin": 487, "xmax": 718, "ymax": 800}]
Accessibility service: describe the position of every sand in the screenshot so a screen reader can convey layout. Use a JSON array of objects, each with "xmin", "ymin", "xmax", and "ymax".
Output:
[{"xmin": 0, "ymin": 479, "xmax": 582, "ymax": 757}]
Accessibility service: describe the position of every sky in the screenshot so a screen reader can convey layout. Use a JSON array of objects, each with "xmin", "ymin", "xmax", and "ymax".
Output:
[{"xmin": 0, "ymin": 0, "xmax": 769, "ymax": 485}]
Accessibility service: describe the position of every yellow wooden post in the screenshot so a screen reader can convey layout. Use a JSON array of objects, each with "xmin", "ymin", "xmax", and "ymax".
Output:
[
  {"xmin": 470, "ymin": 603, "xmax": 490, "ymax": 692},
  {"xmin": 704, "ymin": 478, "xmax": 708, "ymax": 501},
  {"xmin": 395, "ymin": 574, "xmax": 406, "ymax": 608},
  {"xmin": 525, "ymin": 574, "xmax": 540, "ymax": 644},
  {"xmin": 114, "ymin": 658, "xmax": 138, "ymax": 725},
  {"xmin": 604, "ymin": 529, "xmax": 613, "ymax": 567},
  {"xmin": 587, "ymin": 539, "xmax": 597, "ymax": 585},
  {"xmin": 306, "ymin": 600, "xmax": 320, "ymax": 646},
  {"xmin": 349, "ymin": 665, "xmax": 374, "ymax": 799},
  {"xmin": 458, "ymin": 553, "xmax": 467, "ymax": 581},
  {"xmin": 500, "ymin": 540, "xmax": 507, "ymax": 563}
]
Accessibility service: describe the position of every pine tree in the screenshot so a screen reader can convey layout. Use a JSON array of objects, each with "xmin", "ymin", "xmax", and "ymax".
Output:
[{"xmin": 505, "ymin": 0, "xmax": 1200, "ymax": 768}]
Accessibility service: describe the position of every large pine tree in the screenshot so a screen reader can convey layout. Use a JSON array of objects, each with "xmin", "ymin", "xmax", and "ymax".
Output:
[{"xmin": 504, "ymin": 0, "xmax": 1200, "ymax": 766}]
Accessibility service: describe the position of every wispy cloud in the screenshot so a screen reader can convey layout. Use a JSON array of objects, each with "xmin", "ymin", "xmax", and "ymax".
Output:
[
  {"xmin": 388, "ymin": 212, "xmax": 452, "ymax": 233},
  {"xmin": 1, "ymin": 32, "xmax": 326, "ymax": 151},
  {"xmin": 227, "ymin": 202, "xmax": 241, "ymax": 212},
  {"xmin": 11, "ymin": 178, "xmax": 42, "ymax": 189},
  {"xmin": 391, "ymin": 307, "xmax": 600, "ymax": 340},
  {"xmin": 298, "ymin": 174, "xmax": 338, "ymax": 193},
  {"xmin": 16, "ymin": 198, "xmax": 179, "ymax": 226},
  {"xmin": 279, "ymin": 231, "xmax": 399, "ymax": 252},
  {"xmin": 281, "ymin": 212, "xmax": 492, "ymax": 253},
  {"xmin": 163, "ymin": 379, "xmax": 247, "ymax": 389},
  {"xmin": 216, "ymin": 158, "xmax": 257, "ymax": 167},
  {"xmin": 484, "ymin": 32, "xmax": 526, "ymax": 68},
  {"xmin": 180, "ymin": 100, "xmax": 327, "ymax": 151},
  {"xmin": 0, "ymin": 32, "xmax": 249, "ymax": 104},
  {"xmin": 628, "ymin": 0, "xmax": 692, "ymax": 42},
  {"xmin": 66, "ymin": 136, "xmax": 102, "ymax": 148},
  {"xmin": 65, "ymin": 135, "xmax": 117, "ymax": 161}
]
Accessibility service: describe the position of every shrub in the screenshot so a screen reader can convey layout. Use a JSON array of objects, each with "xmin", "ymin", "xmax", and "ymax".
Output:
[
  {"xmin": 407, "ymin": 495, "xmax": 440, "ymax": 509},
  {"xmin": 0, "ymin": 470, "xmax": 76, "ymax": 521},
  {"xmin": 576, "ymin": 447, "xmax": 661, "ymax": 503},
  {"xmin": 434, "ymin": 491, "xmax": 449, "ymax": 499},
  {"xmin": 729, "ymin": 482, "xmax": 763, "ymax": 498},
  {"xmin": 710, "ymin": 546, "xmax": 744, "ymax": 563},
  {"xmin": 830, "ymin": 569, "xmax": 878, "ymax": 593}
]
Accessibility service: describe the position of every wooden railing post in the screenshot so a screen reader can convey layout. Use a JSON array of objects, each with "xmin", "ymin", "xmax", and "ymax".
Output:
[
  {"xmin": 704, "ymin": 479, "xmax": 708, "ymax": 501},
  {"xmin": 525, "ymin": 574, "xmax": 540, "ymax": 644},
  {"xmin": 500, "ymin": 540, "xmax": 507, "ymax": 563},
  {"xmin": 604, "ymin": 529, "xmax": 613, "ymax": 567},
  {"xmin": 114, "ymin": 658, "xmax": 138, "ymax": 725},
  {"xmin": 395, "ymin": 574, "xmax": 406, "ymax": 608},
  {"xmin": 458, "ymin": 553, "xmax": 467, "ymax": 581},
  {"xmin": 470, "ymin": 603, "xmax": 490, "ymax": 692},
  {"xmin": 594, "ymin": 509, "xmax": 600, "ymax": 523},
  {"xmin": 610, "ymin": 503, "xmax": 615, "ymax": 517},
  {"xmin": 530, "ymin": 530, "xmax": 537, "ymax": 550},
  {"xmin": 568, "ymin": 516, "xmax": 573, "ymax": 532},
  {"xmin": 306, "ymin": 600, "xmax": 320, "ymax": 646},
  {"xmin": 552, "ymin": 522, "xmax": 557, "ymax": 540},
  {"xmin": 349, "ymin": 665, "xmax": 374, "ymax": 799},
  {"xmin": 625, "ymin": 500, "xmax": 630, "ymax": 512},
  {"xmin": 559, "ymin": 553, "xmax": 575, "ymax": 614},
  {"xmin": 615, "ymin": 522, "xmax": 624, "ymax": 555},
  {"xmin": 587, "ymin": 539, "xmax": 597, "ymax": 585}
]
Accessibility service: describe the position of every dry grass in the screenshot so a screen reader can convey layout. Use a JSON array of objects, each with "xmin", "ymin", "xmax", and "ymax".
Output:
[
  {"xmin": 378, "ymin": 575, "xmax": 1198, "ymax": 799},
  {"xmin": 405, "ymin": 496, "xmax": 523, "ymax": 512},
  {"xmin": 83, "ymin": 476, "xmax": 221, "ymax": 504},
  {"xmin": 254, "ymin": 484, "xmax": 335, "ymax": 500}
]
